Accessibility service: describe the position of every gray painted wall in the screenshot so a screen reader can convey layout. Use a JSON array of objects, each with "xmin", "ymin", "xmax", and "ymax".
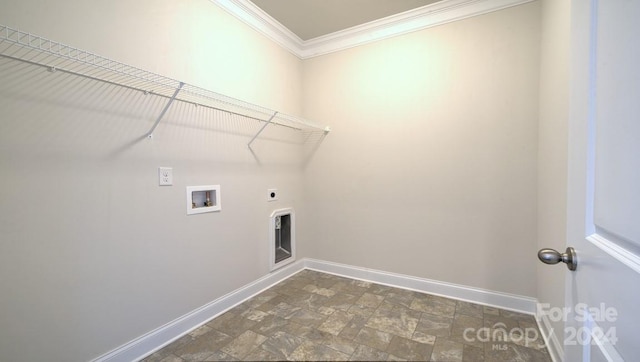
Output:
[
  {"xmin": 0, "ymin": 1, "xmax": 562, "ymax": 361},
  {"xmin": 0, "ymin": 0, "xmax": 306, "ymax": 360},
  {"xmin": 300, "ymin": 3, "xmax": 541, "ymax": 297}
]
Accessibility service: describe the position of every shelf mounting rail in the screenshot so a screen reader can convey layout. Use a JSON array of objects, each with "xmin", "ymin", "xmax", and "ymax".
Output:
[{"xmin": 0, "ymin": 24, "xmax": 330, "ymax": 138}]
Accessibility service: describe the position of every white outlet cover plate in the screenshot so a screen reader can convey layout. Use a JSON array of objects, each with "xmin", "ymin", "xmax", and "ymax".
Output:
[
  {"xmin": 267, "ymin": 188, "xmax": 278, "ymax": 201},
  {"xmin": 158, "ymin": 167, "xmax": 173, "ymax": 186}
]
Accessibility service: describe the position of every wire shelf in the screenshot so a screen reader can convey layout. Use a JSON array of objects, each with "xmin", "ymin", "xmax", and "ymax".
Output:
[{"xmin": 0, "ymin": 24, "xmax": 330, "ymax": 138}]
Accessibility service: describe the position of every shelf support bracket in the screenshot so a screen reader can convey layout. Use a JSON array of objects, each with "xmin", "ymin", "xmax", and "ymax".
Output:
[
  {"xmin": 146, "ymin": 82, "xmax": 185, "ymax": 139},
  {"xmin": 248, "ymin": 111, "xmax": 278, "ymax": 148}
]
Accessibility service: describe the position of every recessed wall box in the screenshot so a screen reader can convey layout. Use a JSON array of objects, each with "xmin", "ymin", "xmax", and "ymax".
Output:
[
  {"xmin": 186, "ymin": 185, "xmax": 221, "ymax": 215},
  {"xmin": 270, "ymin": 208, "xmax": 295, "ymax": 271}
]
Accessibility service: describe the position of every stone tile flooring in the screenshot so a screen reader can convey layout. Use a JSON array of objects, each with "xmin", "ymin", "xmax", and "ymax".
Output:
[{"xmin": 143, "ymin": 270, "xmax": 551, "ymax": 361}]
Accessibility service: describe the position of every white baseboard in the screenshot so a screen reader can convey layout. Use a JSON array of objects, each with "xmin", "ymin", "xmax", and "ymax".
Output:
[
  {"xmin": 92, "ymin": 260, "xmax": 306, "ymax": 362},
  {"xmin": 537, "ymin": 306, "xmax": 564, "ymax": 362},
  {"xmin": 304, "ymin": 258, "xmax": 538, "ymax": 314},
  {"xmin": 94, "ymin": 258, "xmax": 540, "ymax": 361}
]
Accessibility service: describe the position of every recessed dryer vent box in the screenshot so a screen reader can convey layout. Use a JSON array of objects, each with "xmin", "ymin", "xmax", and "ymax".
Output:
[
  {"xmin": 270, "ymin": 208, "xmax": 295, "ymax": 271},
  {"xmin": 186, "ymin": 185, "xmax": 221, "ymax": 215}
]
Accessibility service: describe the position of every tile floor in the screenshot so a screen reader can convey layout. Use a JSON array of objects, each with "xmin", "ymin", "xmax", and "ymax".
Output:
[{"xmin": 143, "ymin": 270, "xmax": 551, "ymax": 361}]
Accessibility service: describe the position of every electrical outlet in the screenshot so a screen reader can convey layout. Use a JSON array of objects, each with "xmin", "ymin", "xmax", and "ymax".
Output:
[
  {"xmin": 267, "ymin": 188, "xmax": 278, "ymax": 201},
  {"xmin": 158, "ymin": 167, "xmax": 173, "ymax": 186}
]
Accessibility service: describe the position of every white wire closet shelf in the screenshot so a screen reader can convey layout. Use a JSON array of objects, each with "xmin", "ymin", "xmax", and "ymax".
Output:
[{"xmin": 0, "ymin": 24, "xmax": 330, "ymax": 141}]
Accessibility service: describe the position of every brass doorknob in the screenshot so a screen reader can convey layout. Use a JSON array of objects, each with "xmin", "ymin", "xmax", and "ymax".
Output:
[{"xmin": 538, "ymin": 247, "xmax": 577, "ymax": 271}]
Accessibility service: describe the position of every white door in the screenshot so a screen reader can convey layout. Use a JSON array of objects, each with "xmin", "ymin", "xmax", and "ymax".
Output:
[{"xmin": 564, "ymin": 0, "xmax": 640, "ymax": 360}]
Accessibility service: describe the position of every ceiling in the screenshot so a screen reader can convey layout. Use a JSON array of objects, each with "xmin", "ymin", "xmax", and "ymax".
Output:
[
  {"xmin": 214, "ymin": 0, "xmax": 533, "ymax": 59},
  {"xmin": 249, "ymin": 0, "xmax": 442, "ymax": 41}
]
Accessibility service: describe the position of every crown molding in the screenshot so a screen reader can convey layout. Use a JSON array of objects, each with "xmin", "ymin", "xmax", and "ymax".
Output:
[{"xmin": 211, "ymin": 0, "xmax": 535, "ymax": 59}]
